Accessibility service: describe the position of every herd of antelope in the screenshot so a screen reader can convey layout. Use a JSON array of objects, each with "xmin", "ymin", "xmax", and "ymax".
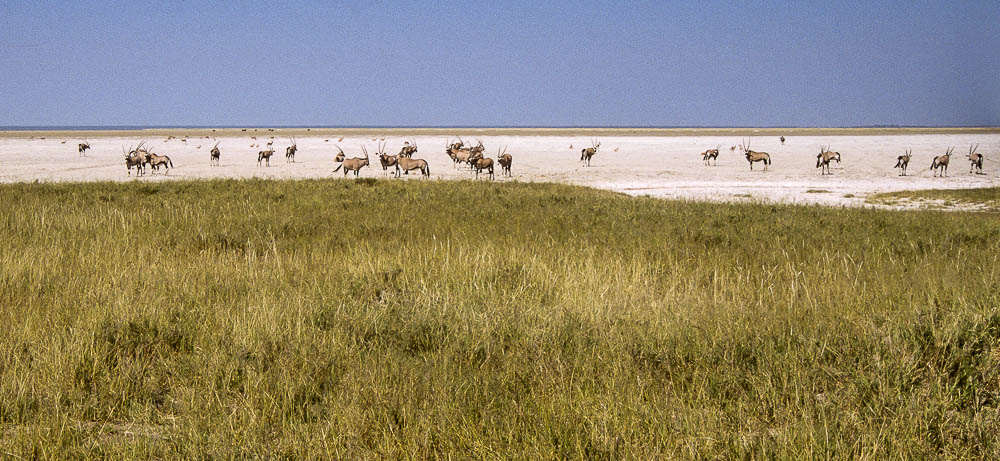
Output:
[
  {"xmin": 60, "ymin": 134, "xmax": 991, "ymax": 180},
  {"xmin": 696, "ymin": 137, "xmax": 986, "ymax": 177}
]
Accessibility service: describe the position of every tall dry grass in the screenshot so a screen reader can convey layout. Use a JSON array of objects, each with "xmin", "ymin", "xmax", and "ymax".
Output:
[{"xmin": 1, "ymin": 179, "xmax": 999, "ymax": 458}]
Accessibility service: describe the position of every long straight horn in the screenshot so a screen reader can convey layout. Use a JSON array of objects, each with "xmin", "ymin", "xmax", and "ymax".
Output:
[{"xmin": 361, "ymin": 144, "xmax": 368, "ymax": 155}]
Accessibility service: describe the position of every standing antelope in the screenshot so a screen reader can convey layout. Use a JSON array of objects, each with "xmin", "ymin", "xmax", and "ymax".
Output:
[
  {"xmin": 816, "ymin": 146, "xmax": 840, "ymax": 175},
  {"xmin": 285, "ymin": 137, "xmax": 298, "ymax": 163},
  {"xmin": 742, "ymin": 138, "xmax": 771, "ymax": 171},
  {"xmin": 580, "ymin": 139, "xmax": 600, "ymax": 166},
  {"xmin": 78, "ymin": 141, "xmax": 91, "ymax": 156},
  {"xmin": 375, "ymin": 141, "xmax": 398, "ymax": 175},
  {"xmin": 123, "ymin": 145, "xmax": 145, "ymax": 176},
  {"xmin": 780, "ymin": 136, "xmax": 786, "ymax": 145},
  {"xmin": 894, "ymin": 149, "xmax": 913, "ymax": 176},
  {"xmin": 466, "ymin": 139, "xmax": 486, "ymax": 168},
  {"xmin": 931, "ymin": 147, "xmax": 953, "ymax": 177},
  {"xmin": 145, "ymin": 151, "xmax": 174, "ymax": 174},
  {"xmin": 210, "ymin": 142, "xmax": 221, "ymax": 166},
  {"xmin": 701, "ymin": 145, "xmax": 720, "ymax": 166},
  {"xmin": 967, "ymin": 144, "xmax": 984, "ymax": 174},
  {"xmin": 472, "ymin": 155, "xmax": 494, "ymax": 180},
  {"xmin": 332, "ymin": 145, "xmax": 370, "ymax": 176},
  {"xmin": 395, "ymin": 155, "xmax": 430, "ymax": 178},
  {"xmin": 447, "ymin": 137, "xmax": 475, "ymax": 167},
  {"xmin": 497, "ymin": 145, "xmax": 512, "ymax": 177},
  {"xmin": 257, "ymin": 148, "xmax": 275, "ymax": 166},
  {"xmin": 398, "ymin": 138, "xmax": 418, "ymax": 158}
]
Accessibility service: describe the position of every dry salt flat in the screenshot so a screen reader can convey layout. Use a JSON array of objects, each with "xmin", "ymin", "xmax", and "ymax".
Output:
[{"xmin": 1, "ymin": 130, "xmax": 997, "ymax": 208}]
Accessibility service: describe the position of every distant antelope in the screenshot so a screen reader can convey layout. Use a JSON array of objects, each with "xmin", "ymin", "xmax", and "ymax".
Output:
[
  {"xmin": 466, "ymin": 139, "xmax": 487, "ymax": 168},
  {"xmin": 257, "ymin": 148, "xmax": 276, "ymax": 166},
  {"xmin": 569, "ymin": 144, "xmax": 573, "ymax": 149},
  {"xmin": 894, "ymin": 149, "xmax": 912, "ymax": 176},
  {"xmin": 398, "ymin": 138, "xmax": 418, "ymax": 158},
  {"xmin": 931, "ymin": 147, "xmax": 953, "ymax": 177},
  {"xmin": 337, "ymin": 136, "xmax": 344, "ymax": 142},
  {"xmin": 472, "ymin": 155, "xmax": 494, "ymax": 180},
  {"xmin": 580, "ymin": 139, "xmax": 600, "ymax": 166},
  {"xmin": 816, "ymin": 146, "xmax": 840, "ymax": 175},
  {"xmin": 729, "ymin": 145, "xmax": 737, "ymax": 154},
  {"xmin": 210, "ymin": 142, "xmax": 221, "ymax": 166},
  {"xmin": 375, "ymin": 141, "xmax": 398, "ymax": 175},
  {"xmin": 967, "ymin": 144, "xmax": 984, "ymax": 174},
  {"xmin": 78, "ymin": 141, "xmax": 90, "ymax": 156},
  {"xmin": 396, "ymin": 155, "xmax": 430, "ymax": 178},
  {"xmin": 332, "ymin": 145, "xmax": 370, "ymax": 176},
  {"xmin": 145, "ymin": 152, "xmax": 174, "ymax": 174},
  {"xmin": 497, "ymin": 145, "xmax": 512, "ymax": 177},
  {"xmin": 701, "ymin": 145, "xmax": 720, "ymax": 166},
  {"xmin": 742, "ymin": 138, "xmax": 771, "ymax": 171},
  {"xmin": 123, "ymin": 145, "xmax": 145, "ymax": 176},
  {"xmin": 780, "ymin": 136, "xmax": 786, "ymax": 145},
  {"xmin": 446, "ymin": 137, "xmax": 474, "ymax": 167},
  {"xmin": 285, "ymin": 137, "xmax": 298, "ymax": 163}
]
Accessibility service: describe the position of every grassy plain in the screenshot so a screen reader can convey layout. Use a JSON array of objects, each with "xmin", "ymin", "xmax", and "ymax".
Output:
[{"xmin": 1, "ymin": 179, "xmax": 999, "ymax": 458}]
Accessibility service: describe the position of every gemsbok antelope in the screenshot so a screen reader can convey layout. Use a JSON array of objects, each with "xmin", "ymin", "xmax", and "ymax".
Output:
[
  {"xmin": 332, "ymin": 145, "xmax": 370, "ymax": 176},
  {"xmin": 398, "ymin": 138, "xmax": 418, "ymax": 158},
  {"xmin": 123, "ymin": 145, "xmax": 145, "ymax": 176},
  {"xmin": 498, "ymin": 146, "xmax": 512, "ymax": 177},
  {"xmin": 701, "ymin": 145, "xmax": 720, "ymax": 166},
  {"xmin": 257, "ymin": 148, "xmax": 276, "ymax": 166},
  {"xmin": 375, "ymin": 141, "xmax": 398, "ymax": 175},
  {"xmin": 968, "ymin": 144, "xmax": 984, "ymax": 174},
  {"xmin": 472, "ymin": 155, "xmax": 494, "ymax": 180},
  {"xmin": 78, "ymin": 141, "xmax": 91, "ymax": 156},
  {"xmin": 395, "ymin": 155, "xmax": 430, "ymax": 178},
  {"xmin": 210, "ymin": 142, "xmax": 221, "ymax": 166},
  {"xmin": 931, "ymin": 147, "xmax": 953, "ymax": 177},
  {"xmin": 894, "ymin": 149, "xmax": 913, "ymax": 176},
  {"xmin": 145, "ymin": 151, "xmax": 174, "ymax": 175},
  {"xmin": 285, "ymin": 137, "xmax": 298, "ymax": 163},
  {"xmin": 580, "ymin": 139, "xmax": 600, "ymax": 166},
  {"xmin": 742, "ymin": 139, "xmax": 771, "ymax": 171},
  {"xmin": 816, "ymin": 146, "xmax": 841, "ymax": 175}
]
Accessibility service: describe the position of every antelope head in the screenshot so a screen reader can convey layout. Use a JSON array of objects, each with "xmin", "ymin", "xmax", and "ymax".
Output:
[{"xmin": 969, "ymin": 143, "xmax": 980, "ymax": 159}]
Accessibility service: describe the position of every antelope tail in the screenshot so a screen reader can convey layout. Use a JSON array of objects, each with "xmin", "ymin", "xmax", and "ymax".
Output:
[
  {"xmin": 332, "ymin": 164, "xmax": 343, "ymax": 173},
  {"xmin": 168, "ymin": 157, "xmax": 174, "ymax": 168}
]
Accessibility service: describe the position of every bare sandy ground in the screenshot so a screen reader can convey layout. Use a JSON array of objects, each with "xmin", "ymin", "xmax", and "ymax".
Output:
[{"xmin": 2, "ymin": 130, "xmax": 998, "ymax": 207}]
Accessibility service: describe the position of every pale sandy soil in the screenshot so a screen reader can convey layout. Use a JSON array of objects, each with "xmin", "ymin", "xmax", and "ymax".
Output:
[{"xmin": 1, "ymin": 131, "xmax": 998, "ymax": 208}]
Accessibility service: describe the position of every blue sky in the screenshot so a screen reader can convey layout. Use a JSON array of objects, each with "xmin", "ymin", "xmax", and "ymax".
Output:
[{"xmin": 1, "ymin": 0, "xmax": 997, "ymax": 126}]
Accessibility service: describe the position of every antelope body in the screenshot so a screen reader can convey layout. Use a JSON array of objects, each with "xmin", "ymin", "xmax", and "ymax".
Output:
[
  {"xmin": 258, "ymin": 148, "xmax": 275, "ymax": 166},
  {"xmin": 145, "ymin": 152, "xmax": 174, "ymax": 174},
  {"xmin": 472, "ymin": 157, "xmax": 494, "ymax": 180},
  {"xmin": 210, "ymin": 142, "xmax": 221, "ymax": 166},
  {"xmin": 967, "ymin": 144, "xmax": 984, "ymax": 174},
  {"xmin": 78, "ymin": 142, "xmax": 90, "ymax": 156},
  {"xmin": 285, "ymin": 138, "xmax": 297, "ymax": 163},
  {"xmin": 894, "ymin": 150, "xmax": 912, "ymax": 176},
  {"xmin": 580, "ymin": 139, "xmax": 600, "ymax": 166},
  {"xmin": 395, "ymin": 156, "xmax": 430, "ymax": 178},
  {"xmin": 398, "ymin": 138, "xmax": 418, "ymax": 158},
  {"xmin": 741, "ymin": 139, "xmax": 771, "ymax": 171},
  {"xmin": 701, "ymin": 147, "xmax": 720, "ymax": 166},
  {"xmin": 816, "ymin": 146, "xmax": 840, "ymax": 175},
  {"xmin": 497, "ymin": 146, "xmax": 512, "ymax": 177},
  {"xmin": 332, "ymin": 146, "xmax": 370, "ymax": 176},
  {"xmin": 931, "ymin": 147, "xmax": 953, "ymax": 177}
]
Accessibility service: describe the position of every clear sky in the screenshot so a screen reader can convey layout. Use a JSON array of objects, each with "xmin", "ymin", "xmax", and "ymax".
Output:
[{"xmin": 1, "ymin": 0, "xmax": 997, "ymax": 127}]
